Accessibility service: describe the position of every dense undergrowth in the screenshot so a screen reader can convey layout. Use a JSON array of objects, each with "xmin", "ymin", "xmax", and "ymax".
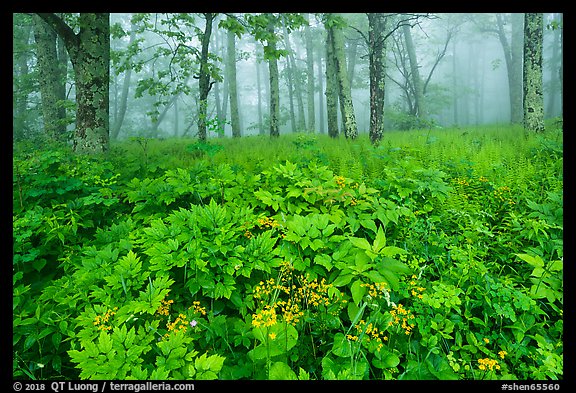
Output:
[{"xmin": 13, "ymin": 124, "xmax": 563, "ymax": 380}]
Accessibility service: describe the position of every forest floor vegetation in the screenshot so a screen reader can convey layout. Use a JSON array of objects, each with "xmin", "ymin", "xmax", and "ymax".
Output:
[{"xmin": 13, "ymin": 123, "xmax": 563, "ymax": 381}]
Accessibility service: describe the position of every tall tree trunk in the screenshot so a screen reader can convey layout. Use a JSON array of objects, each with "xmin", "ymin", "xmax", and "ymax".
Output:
[
  {"xmin": 546, "ymin": 13, "xmax": 562, "ymax": 117},
  {"xmin": 265, "ymin": 17, "xmax": 281, "ymax": 137},
  {"xmin": 110, "ymin": 26, "xmax": 136, "ymax": 140},
  {"xmin": 256, "ymin": 49, "xmax": 265, "ymax": 135},
  {"xmin": 325, "ymin": 25, "xmax": 339, "ymax": 138},
  {"xmin": 304, "ymin": 14, "xmax": 316, "ymax": 133},
  {"xmin": 523, "ymin": 13, "xmax": 545, "ymax": 133},
  {"xmin": 474, "ymin": 42, "xmax": 485, "ymax": 125},
  {"xmin": 510, "ymin": 13, "xmax": 524, "ymax": 124},
  {"xmin": 268, "ymin": 56, "xmax": 280, "ymax": 137},
  {"xmin": 403, "ymin": 23, "xmax": 425, "ymax": 120},
  {"xmin": 197, "ymin": 13, "xmax": 215, "ymax": 141},
  {"xmin": 368, "ymin": 13, "xmax": 387, "ymax": 145},
  {"xmin": 227, "ymin": 28, "xmax": 241, "ymax": 137},
  {"xmin": 327, "ymin": 15, "xmax": 357, "ymax": 139},
  {"xmin": 174, "ymin": 98, "xmax": 179, "ymax": 137},
  {"xmin": 558, "ymin": 14, "xmax": 563, "ymax": 115},
  {"xmin": 33, "ymin": 14, "xmax": 67, "ymax": 141},
  {"xmin": 452, "ymin": 39, "xmax": 458, "ymax": 125},
  {"xmin": 221, "ymin": 74, "xmax": 229, "ymax": 137},
  {"xmin": 55, "ymin": 15, "xmax": 68, "ymax": 127},
  {"xmin": 14, "ymin": 20, "xmax": 33, "ymax": 140},
  {"xmin": 346, "ymin": 39, "xmax": 358, "ymax": 87},
  {"xmin": 316, "ymin": 45, "xmax": 325, "ymax": 134},
  {"xmin": 37, "ymin": 13, "xmax": 110, "ymax": 153},
  {"xmin": 285, "ymin": 54, "xmax": 297, "ymax": 133},
  {"xmin": 282, "ymin": 17, "xmax": 306, "ymax": 132},
  {"xmin": 495, "ymin": 13, "xmax": 524, "ymax": 124},
  {"xmin": 214, "ymin": 69, "xmax": 222, "ymax": 134}
]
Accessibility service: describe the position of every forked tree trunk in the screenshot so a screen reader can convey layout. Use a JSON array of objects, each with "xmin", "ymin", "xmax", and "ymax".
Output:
[{"xmin": 37, "ymin": 13, "xmax": 110, "ymax": 153}]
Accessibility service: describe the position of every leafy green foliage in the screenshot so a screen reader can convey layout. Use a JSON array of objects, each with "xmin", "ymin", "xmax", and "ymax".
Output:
[{"xmin": 13, "ymin": 126, "xmax": 562, "ymax": 380}]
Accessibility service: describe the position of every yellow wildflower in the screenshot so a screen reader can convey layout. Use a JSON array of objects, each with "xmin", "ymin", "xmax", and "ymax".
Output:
[{"xmin": 477, "ymin": 358, "xmax": 499, "ymax": 371}]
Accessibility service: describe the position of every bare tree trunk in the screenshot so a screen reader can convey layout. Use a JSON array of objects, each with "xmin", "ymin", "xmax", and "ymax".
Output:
[
  {"xmin": 317, "ymin": 45, "xmax": 325, "ymax": 134},
  {"xmin": 111, "ymin": 25, "xmax": 136, "ymax": 140},
  {"xmin": 269, "ymin": 56, "xmax": 280, "ymax": 137},
  {"xmin": 256, "ymin": 47, "xmax": 265, "ymax": 135},
  {"xmin": 13, "ymin": 20, "xmax": 33, "ymax": 140},
  {"xmin": 227, "ymin": 28, "xmax": 241, "ymax": 137},
  {"xmin": 282, "ymin": 16, "xmax": 306, "ymax": 132},
  {"xmin": 523, "ymin": 13, "xmax": 545, "ymax": 133},
  {"xmin": 495, "ymin": 13, "xmax": 524, "ymax": 124},
  {"xmin": 265, "ymin": 16, "xmax": 281, "ymax": 137},
  {"xmin": 197, "ymin": 13, "xmax": 215, "ymax": 141},
  {"xmin": 37, "ymin": 13, "xmax": 110, "ymax": 153},
  {"xmin": 368, "ymin": 13, "xmax": 387, "ymax": 145},
  {"xmin": 285, "ymin": 54, "xmax": 297, "ymax": 133},
  {"xmin": 403, "ymin": 23, "xmax": 425, "ymax": 120},
  {"xmin": 304, "ymin": 14, "xmax": 316, "ymax": 133},
  {"xmin": 325, "ymin": 24, "xmax": 339, "ymax": 138},
  {"xmin": 546, "ymin": 13, "xmax": 562, "ymax": 117},
  {"xmin": 33, "ymin": 14, "xmax": 67, "ymax": 141},
  {"xmin": 327, "ymin": 14, "xmax": 357, "ymax": 139},
  {"xmin": 452, "ymin": 39, "xmax": 458, "ymax": 125}
]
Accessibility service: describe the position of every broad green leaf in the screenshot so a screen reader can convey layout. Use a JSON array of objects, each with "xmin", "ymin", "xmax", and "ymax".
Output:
[
  {"xmin": 549, "ymin": 260, "xmax": 563, "ymax": 271},
  {"xmin": 249, "ymin": 323, "xmax": 298, "ymax": 360},
  {"xmin": 378, "ymin": 256, "xmax": 411, "ymax": 274},
  {"xmin": 349, "ymin": 237, "xmax": 371, "ymax": 251},
  {"xmin": 360, "ymin": 219, "xmax": 377, "ymax": 234},
  {"xmin": 373, "ymin": 226, "xmax": 387, "ymax": 253},
  {"xmin": 331, "ymin": 332, "xmax": 353, "ymax": 358},
  {"xmin": 32, "ymin": 259, "xmax": 47, "ymax": 272},
  {"xmin": 379, "ymin": 269, "xmax": 400, "ymax": 291},
  {"xmin": 350, "ymin": 279, "xmax": 365, "ymax": 306},
  {"xmin": 269, "ymin": 361, "xmax": 297, "ymax": 380},
  {"xmin": 331, "ymin": 273, "xmax": 353, "ymax": 287},
  {"xmin": 379, "ymin": 246, "xmax": 407, "ymax": 258},
  {"xmin": 374, "ymin": 349, "xmax": 400, "ymax": 368},
  {"xmin": 347, "ymin": 302, "xmax": 366, "ymax": 328},
  {"xmin": 516, "ymin": 253, "xmax": 544, "ymax": 268},
  {"xmin": 314, "ymin": 254, "xmax": 333, "ymax": 270}
]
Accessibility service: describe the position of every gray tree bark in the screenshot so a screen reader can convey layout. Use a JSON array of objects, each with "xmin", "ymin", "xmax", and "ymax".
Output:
[
  {"xmin": 325, "ymin": 25, "xmax": 339, "ymax": 138},
  {"xmin": 403, "ymin": 23, "xmax": 425, "ymax": 120},
  {"xmin": 523, "ymin": 13, "xmax": 545, "ymax": 133},
  {"xmin": 227, "ymin": 28, "xmax": 241, "ymax": 137},
  {"xmin": 495, "ymin": 13, "xmax": 524, "ymax": 124},
  {"xmin": 304, "ymin": 14, "xmax": 316, "ymax": 133},
  {"xmin": 111, "ymin": 24, "xmax": 136, "ymax": 140},
  {"xmin": 197, "ymin": 13, "xmax": 215, "ymax": 141},
  {"xmin": 37, "ymin": 13, "xmax": 110, "ymax": 153},
  {"xmin": 327, "ymin": 15, "xmax": 357, "ymax": 139},
  {"xmin": 33, "ymin": 14, "xmax": 68, "ymax": 141},
  {"xmin": 368, "ymin": 13, "xmax": 388, "ymax": 145}
]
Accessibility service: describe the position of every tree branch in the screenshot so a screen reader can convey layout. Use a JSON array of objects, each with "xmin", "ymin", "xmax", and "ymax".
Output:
[
  {"xmin": 423, "ymin": 28, "xmax": 454, "ymax": 94},
  {"xmin": 35, "ymin": 13, "xmax": 79, "ymax": 52}
]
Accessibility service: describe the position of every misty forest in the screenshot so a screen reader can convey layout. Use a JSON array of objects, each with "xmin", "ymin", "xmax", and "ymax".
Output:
[{"xmin": 13, "ymin": 12, "xmax": 563, "ymax": 381}]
